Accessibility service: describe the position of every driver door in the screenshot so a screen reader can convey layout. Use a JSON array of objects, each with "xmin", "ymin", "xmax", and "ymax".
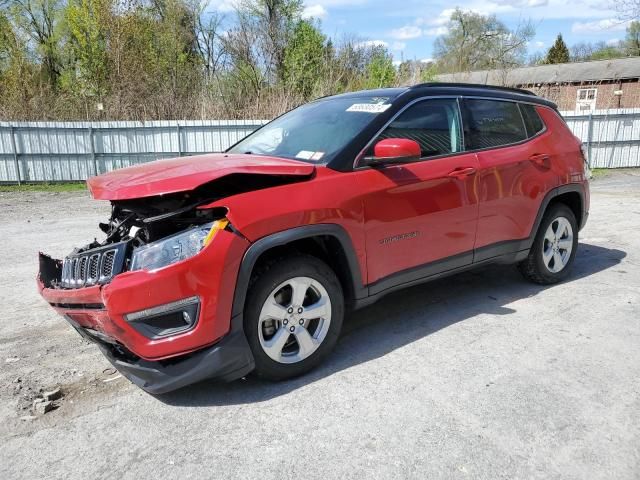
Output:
[{"xmin": 358, "ymin": 98, "xmax": 480, "ymax": 288}]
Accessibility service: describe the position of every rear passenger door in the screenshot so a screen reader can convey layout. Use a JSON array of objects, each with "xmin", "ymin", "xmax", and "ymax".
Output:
[{"xmin": 460, "ymin": 98, "xmax": 559, "ymax": 260}]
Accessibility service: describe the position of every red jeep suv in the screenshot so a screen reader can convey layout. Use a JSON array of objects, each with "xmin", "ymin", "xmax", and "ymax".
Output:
[{"xmin": 38, "ymin": 84, "xmax": 590, "ymax": 393}]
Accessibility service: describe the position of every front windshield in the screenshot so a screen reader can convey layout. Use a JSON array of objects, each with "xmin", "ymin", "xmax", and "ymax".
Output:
[{"xmin": 227, "ymin": 96, "xmax": 394, "ymax": 163}]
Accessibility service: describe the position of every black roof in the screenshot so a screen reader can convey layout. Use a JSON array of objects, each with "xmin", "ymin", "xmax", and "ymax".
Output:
[
  {"xmin": 317, "ymin": 87, "xmax": 407, "ymax": 100},
  {"xmin": 411, "ymin": 82, "xmax": 535, "ymax": 96},
  {"xmin": 319, "ymin": 83, "xmax": 557, "ymax": 109},
  {"xmin": 405, "ymin": 82, "xmax": 557, "ymax": 109}
]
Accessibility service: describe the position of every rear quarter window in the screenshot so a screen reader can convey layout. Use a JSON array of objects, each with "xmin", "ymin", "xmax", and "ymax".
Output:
[
  {"xmin": 462, "ymin": 99, "xmax": 527, "ymax": 150},
  {"xmin": 520, "ymin": 103, "xmax": 545, "ymax": 137}
]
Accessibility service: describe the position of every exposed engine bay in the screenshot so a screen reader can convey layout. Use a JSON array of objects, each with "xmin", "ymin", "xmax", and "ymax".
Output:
[
  {"xmin": 40, "ymin": 173, "xmax": 308, "ymax": 289},
  {"xmin": 85, "ymin": 173, "xmax": 298, "ymax": 252}
]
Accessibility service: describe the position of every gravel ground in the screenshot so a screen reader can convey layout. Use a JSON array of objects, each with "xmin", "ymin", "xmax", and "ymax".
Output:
[{"xmin": 1, "ymin": 171, "xmax": 639, "ymax": 479}]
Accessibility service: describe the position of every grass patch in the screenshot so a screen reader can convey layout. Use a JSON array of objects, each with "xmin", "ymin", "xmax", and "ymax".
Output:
[
  {"xmin": 590, "ymin": 167, "xmax": 640, "ymax": 179},
  {"xmin": 0, "ymin": 182, "xmax": 86, "ymax": 192},
  {"xmin": 590, "ymin": 168, "xmax": 610, "ymax": 179}
]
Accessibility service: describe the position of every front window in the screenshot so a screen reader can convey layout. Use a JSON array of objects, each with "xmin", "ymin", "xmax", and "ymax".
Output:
[
  {"xmin": 368, "ymin": 98, "xmax": 463, "ymax": 159},
  {"xmin": 228, "ymin": 96, "xmax": 394, "ymax": 163}
]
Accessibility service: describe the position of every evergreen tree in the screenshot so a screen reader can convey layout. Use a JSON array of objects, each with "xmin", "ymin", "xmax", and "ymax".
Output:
[{"xmin": 545, "ymin": 34, "xmax": 570, "ymax": 64}]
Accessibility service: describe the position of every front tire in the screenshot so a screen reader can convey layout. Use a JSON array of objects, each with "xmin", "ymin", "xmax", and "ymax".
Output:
[
  {"xmin": 244, "ymin": 254, "xmax": 344, "ymax": 380},
  {"xmin": 518, "ymin": 203, "xmax": 578, "ymax": 285}
]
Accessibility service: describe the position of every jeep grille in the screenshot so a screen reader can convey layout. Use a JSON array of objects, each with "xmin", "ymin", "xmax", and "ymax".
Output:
[{"xmin": 60, "ymin": 242, "xmax": 128, "ymax": 289}]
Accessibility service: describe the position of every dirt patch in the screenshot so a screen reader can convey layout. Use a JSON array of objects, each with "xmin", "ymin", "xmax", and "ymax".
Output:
[
  {"xmin": 0, "ymin": 190, "xmax": 122, "ymax": 432},
  {"xmin": 4, "ymin": 357, "xmax": 133, "ymax": 437}
]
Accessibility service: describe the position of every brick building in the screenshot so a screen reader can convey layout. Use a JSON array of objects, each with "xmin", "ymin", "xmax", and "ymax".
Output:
[{"xmin": 436, "ymin": 57, "xmax": 640, "ymax": 112}]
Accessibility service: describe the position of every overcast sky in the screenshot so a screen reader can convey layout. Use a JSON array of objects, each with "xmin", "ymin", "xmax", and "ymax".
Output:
[{"xmin": 209, "ymin": 0, "xmax": 629, "ymax": 63}]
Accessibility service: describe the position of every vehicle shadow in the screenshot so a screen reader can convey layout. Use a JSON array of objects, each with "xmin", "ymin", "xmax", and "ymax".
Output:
[{"xmin": 158, "ymin": 243, "xmax": 626, "ymax": 407}]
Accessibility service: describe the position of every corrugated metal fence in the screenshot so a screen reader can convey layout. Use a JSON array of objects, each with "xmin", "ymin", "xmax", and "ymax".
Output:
[
  {"xmin": 0, "ymin": 120, "xmax": 266, "ymax": 184},
  {"xmin": 1, "ymin": 111, "xmax": 639, "ymax": 183},
  {"xmin": 560, "ymin": 108, "xmax": 640, "ymax": 169}
]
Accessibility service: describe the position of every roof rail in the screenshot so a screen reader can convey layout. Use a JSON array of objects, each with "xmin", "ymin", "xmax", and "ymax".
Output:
[{"xmin": 410, "ymin": 82, "xmax": 536, "ymax": 96}]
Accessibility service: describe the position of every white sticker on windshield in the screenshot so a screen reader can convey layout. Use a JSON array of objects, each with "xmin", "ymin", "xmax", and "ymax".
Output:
[
  {"xmin": 346, "ymin": 103, "xmax": 391, "ymax": 113},
  {"xmin": 296, "ymin": 150, "xmax": 315, "ymax": 160},
  {"xmin": 310, "ymin": 151, "xmax": 325, "ymax": 161}
]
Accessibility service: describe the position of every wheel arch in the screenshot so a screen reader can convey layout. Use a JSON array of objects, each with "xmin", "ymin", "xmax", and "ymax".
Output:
[
  {"xmin": 527, "ymin": 183, "xmax": 586, "ymax": 249},
  {"xmin": 548, "ymin": 190, "xmax": 583, "ymax": 230},
  {"xmin": 231, "ymin": 224, "xmax": 367, "ymax": 318}
]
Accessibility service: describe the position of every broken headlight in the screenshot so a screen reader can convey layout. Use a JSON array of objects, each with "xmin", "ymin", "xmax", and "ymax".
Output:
[{"xmin": 130, "ymin": 219, "xmax": 228, "ymax": 271}]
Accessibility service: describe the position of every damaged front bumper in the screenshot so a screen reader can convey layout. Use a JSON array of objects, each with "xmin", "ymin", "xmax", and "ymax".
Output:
[
  {"xmin": 38, "ymin": 228, "xmax": 255, "ymax": 393},
  {"xmin": 65, "ymin": 313, "xmax": 253, "ymax": 394}
]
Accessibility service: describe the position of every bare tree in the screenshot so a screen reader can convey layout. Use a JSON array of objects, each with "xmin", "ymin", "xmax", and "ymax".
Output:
[
  {"xmin": 614, "ymin": 0, "xmax": 640, "ymax": 20},
  {"xmin": 434, "ymin": 9, "xmax": 534, "ymax": 75},
  {"xmin": 239, "ymin": 0, "xmax": 302, "ymax": 82},
  {"xmin": 194, "ymin": 5, "xmax": 225, "ymax": 80},
  {"xmin": 11, "ymin": 0, "xmax": 63, "ymax": 89},
  {"xmin": 0, "ymin": 0, "xmax": 403, "ymax": 120},
  {"xmin": 222, "ymin": 9, "xmax": 267, "ymax": 103}
]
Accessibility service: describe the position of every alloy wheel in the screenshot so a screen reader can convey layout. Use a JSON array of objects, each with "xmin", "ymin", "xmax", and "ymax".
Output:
[
  {"xmin": 258, "ymin": 276, "xmax": 332, "ymax": 364},
  {"xmin": 542, "ymin": 216, "xmax": 574, "ymax": 273}
]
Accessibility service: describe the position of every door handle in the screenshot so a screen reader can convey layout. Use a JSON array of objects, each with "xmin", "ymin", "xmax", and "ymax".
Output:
[
  {"xmin": 447, "ymin": 167, "xmax": 477, "ymax": 179},
  {"xmin": 529, "ymin": 153, "xmax": 551, "ymax": 168}
]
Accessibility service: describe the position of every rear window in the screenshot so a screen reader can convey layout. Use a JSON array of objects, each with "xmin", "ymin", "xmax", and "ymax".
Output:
[
  {"xmin": 520, "ymin": 103, "xmax": 545, "ymax": 137},
  {"xmin": 462, "ymin": 99, "xmax": 527, "ymax": 150}
]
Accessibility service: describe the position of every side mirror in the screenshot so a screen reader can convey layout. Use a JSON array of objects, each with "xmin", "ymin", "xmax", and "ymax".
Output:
[{"xmin": 363, "ymin": 138, "xmax": 421, "ymax": 167}]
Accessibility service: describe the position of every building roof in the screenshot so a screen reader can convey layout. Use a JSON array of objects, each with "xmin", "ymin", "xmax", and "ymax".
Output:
[{"xmin": 436, "ymin": 57, "xmax": 640, "ymax": 86}]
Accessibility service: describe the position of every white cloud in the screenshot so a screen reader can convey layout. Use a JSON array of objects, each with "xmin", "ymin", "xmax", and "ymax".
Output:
[
  {"xmin": 424, "ymin": 26, "xmax": 448, "ymax": 36},
  {"xmin": 389, "ymin": 8, "xmax": 453, "ymax": 41},
  {"xmin": 493, "ymin": 0, "xmax": 548, "ymax": 6},
  {"xmin": 415, "ymin": 8, "xmax": 455, "ymax": 36},
  {"xmin": 454, "ymin": 0, "xmax": 610, "ymax": 23},
  {"xmin": 389, "ymin": 25, "xmax": 422, "ymax": 40},
  {"xmin": 421, "ymin": 58, "xmax": 434, "ymax": 63},
  {"xmin": 357, "ymin": 40, "xmax": 389, "ymax": 48},
  {"xmin": 571, "ymin": 18, "xmax": 629, "ymax": 34},
  {"xmin": 407, "ymin": 2, "xmax": 621, "ymax": 41},
  {"xmin": 392, "ymin": 41, "xmax": 407, "ymax": 51},
  {"xmin": 386, "ymin": 0, "xmax": 618, "ymax": 24},
  {"xmin": 208, "ymin": 0, "xmax": 363, "ymax": 14},
  {"xmin": 207, "ymin": 0, "xmax": 238, "ymax": 12},
  {"xmin": 606, "ymin": 38, "xmax": 621, "ymax": 46},
  {"xmin": 302, "ymin": 0, "xmax": 367, "ymax": 6},
  {"xmin": 392, "ymin": 60, "xmax": 403, "ymax": 67},
  {"xmin": 302, "ymin": 4, "xmax": 328, "ymax": 19},
  {"xmin": 429, "ymin": 8, "xmax": 456, "ymax": 26}
]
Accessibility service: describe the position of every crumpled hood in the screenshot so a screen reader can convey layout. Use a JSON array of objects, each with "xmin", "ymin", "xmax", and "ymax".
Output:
[{"xmin": 87, "ymin": 153, "xmax": 316, "ymax": 200}]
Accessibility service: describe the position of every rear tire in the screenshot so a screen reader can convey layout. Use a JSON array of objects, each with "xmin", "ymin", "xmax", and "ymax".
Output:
[
  {"xmin": 244, "ymin": 254, "xmax": 344, "ymax": 380},
  {"xmin": 518, "ymin": 203, "xmax": 578, "ymax": 285}
]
